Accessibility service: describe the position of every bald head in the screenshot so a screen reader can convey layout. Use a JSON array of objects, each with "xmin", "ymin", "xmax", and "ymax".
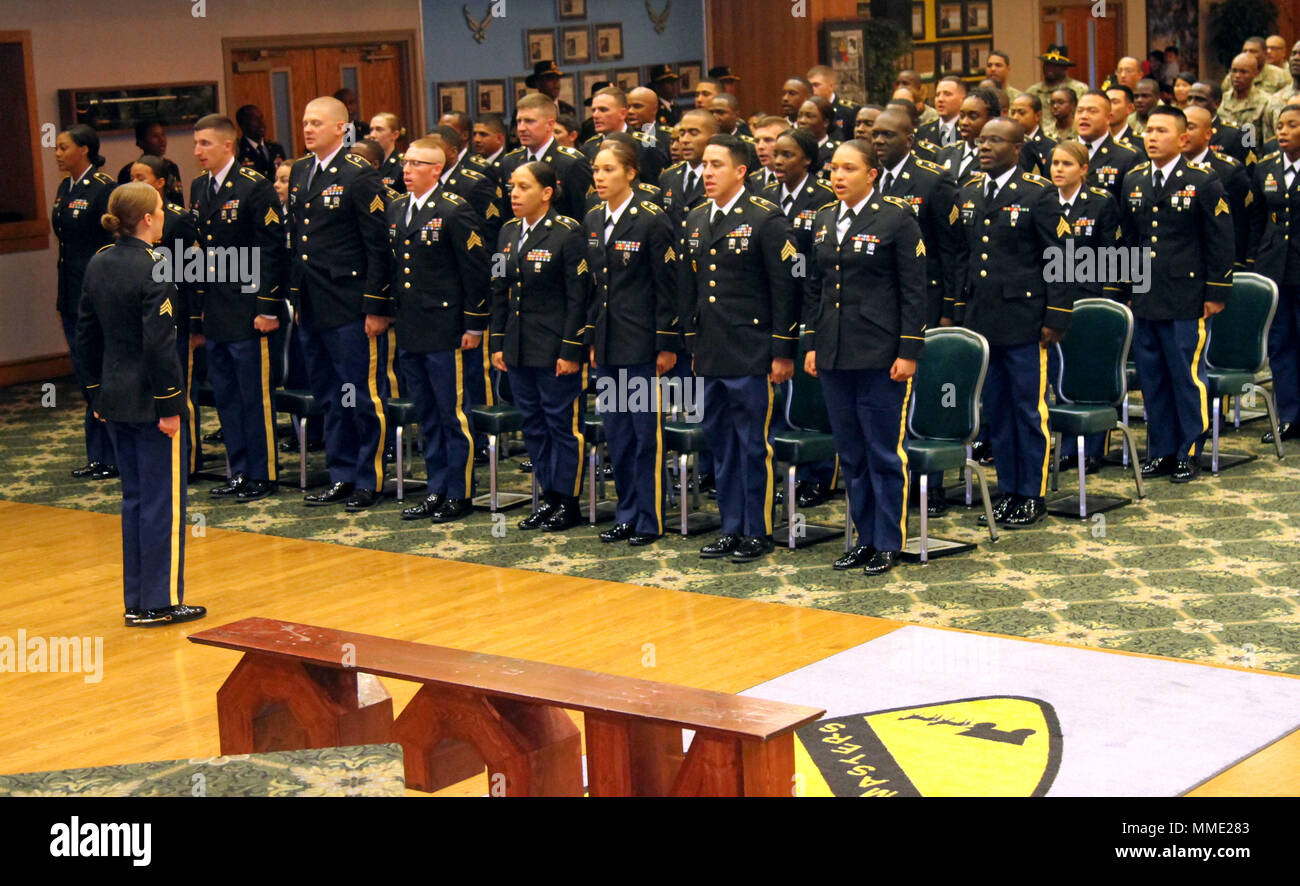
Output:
[
  {"xmin": 1116, "ymin": 57, "xmax": 1142, "ymax": 88},
  {"xmin": 1183, "ymin": 104, "xmax": 1215, "ymax": 155},
  {"xmin": 303, "ymin": 96, "xmax": 349, "ymax": 157},
  {"xmin": 627, "ymin": 87, "xmax": 660, "ymax": 126}
]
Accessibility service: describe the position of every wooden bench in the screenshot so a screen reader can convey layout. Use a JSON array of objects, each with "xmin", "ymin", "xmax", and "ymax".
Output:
[{"xmin": 188, "ymin": 617, "xmax": 824, "ymax": 797}]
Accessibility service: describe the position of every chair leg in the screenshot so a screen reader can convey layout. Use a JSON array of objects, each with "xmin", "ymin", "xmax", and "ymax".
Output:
[
  {"xmin": 968, "ymin": 459, "xmax": 998, "ymax": 543},
  {"xmin": 964, "ymin": 445, "xmax": 973, "ymax": 506},
  {"xmin": 1253, "ymin": 384, "xmax": 1286, "ymax": 460},
  {"xmin": 844, "ymin": 489, "xmax": 854, "ymax": 552},
  {"xmin": 1050, "ymin": 432, "xmax": 1062, "ymax": 492},
  {"xmin": 680, "ymin": 453, "xmax": 690, "ymax": 537},
  {"xmin": 1116, "ymin": 422, "xmax": 1145, "ymax": 499},
  {"xmin": 1234, "ymin": 393, "xmax": 1242, "ymax": 429},
  {"xmin": 919, "ymin": 473, "xmax": 929, "ymax": 565},
  {"xmin": 1077, "ymin": 433, "xmax": 1087, "ymax": 519},
  {"xmin": 531, "ymin": 472, "xmax": 539, "ymax": 509},
  {"xmin": 298, "ymin": 416, "xmax": 308, "ymax": 491},
  {"xmin": 588, "ymin": 442, "xmax": 597, "ymax": 524},
  {"xmin": 1212, "ymin": 405, "xmax": 1221, "ymax": 474},
  {"xmin": 1121, "ymin": 397, "xmax": 1130, "ymax": 467},
  {"xmin": 787, "ymin": 464, "xmax": 797, "ymax": 551},
  {"xmin": 488, "ymin": 433, "xmax": 499, "ymax": 511},
  {"xmin": 395, "ymin": 425, "xmax": 405, "ymax": 502}
]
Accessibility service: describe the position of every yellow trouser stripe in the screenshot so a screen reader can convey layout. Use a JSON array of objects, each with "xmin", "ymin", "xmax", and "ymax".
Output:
[
  {"xmin": 1189, "ymin": 317, "xmax": 1209, "ymax": 457},
  {"xmin": 653, "ymin": 377, "xmax": 664, "ymax": 534},
  {"xmin": 368, "ymin": 337, "xmax": 387, "ymax": 487},
  {"xmin": 1036, "ymin": 346, "xmax": 1051, "ymax": 497},
  {"xmin": 259, "ymin": 337, "xmax": 277, "ymax": 481},
  {"xmin": 570, "ymin": 365, "xmax": 588, "ymax": 497},
  {"xmin": 830, "ymin": 454, "xmax": 840, "ymax": 489},
  {"xmin": 481, "ymin": 342, "xmax": 494, "ymax": 406},
  {"xmin": 896, "ymin": 377, "xmax": 913, "ymax": 548},
  {"xmin": 169, "ymin": 427, "xmax": 182, "ymax": 607},
  {"xmin": 185, "ymin": 343, "xmax": 197, "ymax": 474},
  {"xmin": 454, "ymin": 350, "xmax": 475, "ymax": 495},
  {"xmin": 762, "ymin": 382, "xmax": 775, "ymax": 536},
  {"xmin": 385, "ymin": 328, "xmax": 400, "ymax": 397}
]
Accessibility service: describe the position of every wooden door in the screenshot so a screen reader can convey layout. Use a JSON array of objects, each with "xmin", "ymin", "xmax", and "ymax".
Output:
[{"xmin": 1041, "ymin": 3, "xmax": 1121, "ymax": 89}]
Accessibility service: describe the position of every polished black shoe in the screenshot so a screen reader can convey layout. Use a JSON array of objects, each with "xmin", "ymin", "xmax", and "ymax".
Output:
[
  {"xmin": 280, "ymin": 438, "xmax": 324, "ymax": 453},
  {"xmin": 628, "ymin": 532, "xmax": 661, "ymax": 546},
  {"xmin": 71, "ymin": 461, "xmax": 103, "ymax": 479},
  {"xmin": 1262, "ymin": 422, "xmax": 1300, "ymax": 444},
  {"xmin": 541, "ymin": 497, "xmax": 583, "ymax": 531},
  {"xmin": 600, "ymin": 522, "xmax": 636, "ymax": 542},
  {"xmin": 203, "ymin": 428, "xmax": 224, "ymax": 444},
  {"xmin": 863, "ymin": 549, "xmax": 900, "ymax": 575},
  {"xmin": 210, "ymin": 473, "xmax": 248, "ymax": 497},
  {"xmin": 1003, "ymin": 496, "xmax": 1047, "ymax": 528},
  {"xmin": 978, "ymin": 494, "xmax": 1019, "ymax": 526},
  {"xmin": 127, "ymin": 608, "xmax": 175, "ymax": 627},
  {"xmin": 697, "ymin": 473, "xmax": 716, "ymax": 492},
  {"xmin": 971, "ymin": 441, "xmax": 994, "ymax": 465},
  {"xmin": 730, "ymin": 535, "xmax": 775, "ymax": 562},
  {"xmin": 1059, "ymin": 454, "xmax": 1103, "ymax": 475},
  {"xmin": 1170, "ymin": 458, "xmax": 1199, "ymax": 484},
  {"xmin": 167, "ymin": 603, "xmax": 207, "ymax": 625},
  {"xmin": 304, "ymin": 481, "xmax": 355, "ymax": 506},
  {"xmin": 602, "ymin": 463, "xmax": 615, "ymax": 480},
  {"xmin": 124, "ymin": 608, "xmax": 144, "ymax": 626},
  {"xmin": 700, "ymin": 533, "xmax": 742, "ymax": 558},
  {"xmin": 796, "ymin": 481, "xmax": 833, "ymax": 509},
  {"xmin": 1140, "ymin": 455, "xmax": 1176, "ymax": 478},
  {"xmin": 383, "ymin": 444, "xmax": 397, "ymax": 464},
  {"xmin": 518, "ymin": 498, "xmax": 556, "ymax": 530},
  {"xmin": 474, "ymin": 445, "xmax": 490, "ymax": 465},
  {"xmin": 401, "ymin": 493, "xmax": 446, "ymax": 520},
  {"xmin": 834, "ymin": 545, "xmax": 875, "ymax": 570},
  {"xmin": 236, "ymin": 479, "xmax": 274, "ymax": 502},
  {"xmin": 926, "ymin": 493, "xmax": 949, "ymax": 518},
  {"xmin": 519, "ymin": 459, "xmax": 534, "ymax": 473},
  {"xmin": 92, "ymin": 463, "xmax": 119, "ymax": 480},
  {"xmin": 430, "ymin": 498, "xmax": 473, "ymax": 523},
  {"xmin": 344, "ymin": 488, "xmax": 379, "ymax": 512}
]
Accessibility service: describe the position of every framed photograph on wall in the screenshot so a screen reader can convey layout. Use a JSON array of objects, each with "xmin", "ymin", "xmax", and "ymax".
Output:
[
  {"xmin": 510, "ymin": 77, "xmax": 533, "ymax": 111},
  {"xmin": 939, "ymin": 42, "xmax": 964, "ymax": 76},
  {"xmin": 678, "ymin": 61, "xmax": 702, "ymax": 93},
  {"xmin": 613, "ymin": 67, "xmax": 641, "ymax": 92},
  {"xmin": 560, "ymin": 26, "xmax": 590, "ymax": 65},
  {"xmin": 557, "ymin": 0, "xmax": 586, "ymax": 20},
  {"xmin": 525, "ymin": 28, "xmax": 557, "ymax": 67},
  {"xmin": 556, "ymin": 73, "xmax": 577, "ymax": 114},
  {"xmin": 819, "ymin": 20, "xmax": 868, "ymax": 104},
  {"xmin": 581, "ymin": 69, "xmax": 611, "ymax": 103},
  {"xmin": 965, "ymin": 1, "xmax": 991, "ymax": 34},
  {"xmin": 937, "ymin": 2, "xmax": 964, "ymax": 36},
  {"xmin": 966, "ymin": 40, "xmax": 992, "ymax": 75},
  {"xmin": 436, "ymin": 81, "xmax": 469, "ymax": 115},
  {"xmin": 911, "ymin": 45, "xmax": 937, "ymax": 80},
  {"xmin": 912, "ymin": 2, "xmax": 926, "ymax": 40},
  {"xmin": 475, "ymin": 79, "xmax": 506, "ymax": 115},
  {"xmin": 593, "ymin": 23, "xmax": 624, "ymax": 61}
]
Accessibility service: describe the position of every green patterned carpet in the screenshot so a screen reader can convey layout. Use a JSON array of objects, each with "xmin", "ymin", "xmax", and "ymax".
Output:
[{"xmin": 3, "ymin": 379, "xmax": 1300, "ymax": 673}]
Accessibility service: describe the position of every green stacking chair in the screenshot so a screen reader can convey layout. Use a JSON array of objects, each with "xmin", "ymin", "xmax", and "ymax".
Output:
[
  {"xmin": 1048, "ymin": 298, "xmax": 1145, "ymax": 518},
  {"xmin": 770, "ymin": 362, "xmax": 841, "ymax": 550},
  {"xmin": 1204, "ymin": 272, "xmax": 1285, "ymax": 473},
  {"xmin": 470, "ymin": 370, "xmax": 534, "ymax": 512},
  {"xmin": 661, "ymin": 375, "xmax": 719, "ymax": 536},
  {"xmin": 385, "ymin": 398, "xmax": 424, "ymax": 502},
  {"xmin": 272, "ymin": 388, "xmax": 325, "ymax": 490},
  {"xmin": 905, "ymin": 327, "xmax": 998, "ymax": 563}
]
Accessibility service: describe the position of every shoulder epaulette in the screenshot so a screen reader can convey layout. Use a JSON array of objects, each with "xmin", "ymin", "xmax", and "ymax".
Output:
[
  {"xmin": 146, "ymin": 247, "xmax": 162, "ymax": 262},
  {"xmin": 817, "ymin": 199, "xmax": 839, "ymax": 213},
  {"xmin": 916, "ymin": 139, "xmax": 942, "ymax": 153},
  {"xmin": 194, "ymin": 170, "xmax": 210, "ymax": 180},
  {"xmin": 1217, "ymin": 152, "xmax": 1242, "ymax": 167},
  {"xmin": 586, "ymin": 201, "xmax": 606, "ymax": 217},
  {"xmin": 749, "ymin": 195, "xmax": 779, "ymax": 212},
  {"xmin": 461, "ymin": 167, "xmax": 486, "ymax": 180},
  {"xmin": 439, "ymin": 190, "xmax": 466, "ymax": 204},
  {"xmin": 385, "ymin": 186, "xmax": 400, "ymax": 200},
  {"xmin": 552, "ymin": 215, "xmax": 580, "ymax": 229},
  {"xmin": 239, "ymin": 166, "xmax": 266, "ymax": 181},
  {"xmin": 1021, "ymin": 172, "xmax": 1050, "ymax": 187},
  {"xmin": 739, "ymin": 134, "xmax": 756, "ymax": 144},
  {"xmin": 503, "ymin": 216, "xmax": 522, "ymax": 228},
  {"xmin": 665, "ymin": 161, "xmax": 685, "ymax": 173},
  {"xmin": 94, "ymin": 243, "xmax": 114, "ymax": 255},
  {"xmin": 344, "ymin": 153, "xmax": 368, "ymax": 168},
  {"xmin": 467, "ymin": 153, "xmax": 488, "ymax": 165},
  {"xmin": 761, "ymin": 180, "xmax": 779, "ymax": 193},
  {"xmin": 1111, "ymin": 139, "xmax": 1138, "ymax": 155},
  {"xmin": 813, "ymin": 178, "xmax": 834, "ymax": 192},
  {"xmin": 1132, "ymin": 160, "xmax": 1151, "ymax": 172},
  {"xmin": 1088, "ymin": 186, "xmax": 1112, "ymax": 200},
  {"xmin": 556, "ymin": 145, "xmax": 584, "ymax": 159},
  {"xmin": 1259, "ymin": 150, "xmax": 1281, "ymax": 163},
  {"xmin": 913, "ymin": 156, "xmax": 945, "ymax": 173},
  {"xmin": 582, "ymin": 133, "xmax": 602, "ymax": 146},
  {"xmin": 1186, "ymin": 160, "xmax": 1212, "ymax": 173},
  {"xmin": 93, "ymin": 172, "xmax": 115, "ymax": 184},
  {"xmin": 503, "ymin": 147, "xmax": 526, "ymax": 159},
  {"xmin": 167, "ymin": 202, "xmax": 185, "ymax": 214},
  {"xmin": 882, "ymin": 195, "xmax": 910, "ymax": 210},
  {"xmin": 639, "ymin": 200, "xmax": 664, "ymax": 214},
  {"xmin": 636, "ymin": 182, "xmax": 661, "ymax": 195},
  {"xmin": 962, "ymin": 171, "xmax": 987, "ymax": 185},
  {"xmin": 298, "ymin": 152, "xmax": 314, "ymax": 161},
  {"xmin": 392, "ymin": 192, "xmax": 411, "ymax": 204}
]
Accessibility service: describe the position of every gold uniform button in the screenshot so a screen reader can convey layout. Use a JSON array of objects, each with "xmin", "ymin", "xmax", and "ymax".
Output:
[
  {"xmin": 442, "ymin": 302, "xmax": 449, "ymax": 307},
  {"xmin": 404, "ymin": 239, "xmax": 411, "ymax": 245},
  {"xmin": 981, "ymin": 235, "xmax": 989, "ymax": 243},
  {"xmin": 301, "ymin": 254, "xmax": 308, "ymax": 260},
  {"xmin": 835, "ymin": 283, "xmax": 841, "ymax": 289},
  {"xmin": 302, "ymin": 236, "xmax": 308, "ymax": 242},
  {"xmin": 834, "ymin": 264, "xmax": 840, "ymax": 270},
  {"xmin": 979, "ymin": 270, "xmax": 987, "ymax": 277},
  {"xmin": 709, "ymin": 281, "xmax": 716, "ymax": 287},
  {"xmin": 709, "ymin": 264, "xmax": 717, "ymax": 271},
  {"xmin": 1151, "ymin": 236, "xmax": 1158, "ymax": 242},
  {"xmin": 981, "ymin": 253, "xmax": 988, "ymax": 260},
  {"xmin": 404, "ymin": 282, "xmax": 411, "ymax": 289},
  {"xmin": 752, "ymin": 319, "xmax": 759, "ymax": 325},
  {"xmin": 708, "ymin": 295, "xmax": 716, "ymax": 302},
  {"xmin": 984, "ymin": 219, "xmax": 991, "ymax": 226},
  {"xmin": 834, "ymin": 302, "xmax": 840, "ymax": 308},
  {"xmin": 206, "ymin": 235, "xmax": 213, "ymax": 241},
  {"xmin": 404, "ymin": 268, "xmax": 411, "ymax": 274},
  {"xmin": 304, "ymin": 219, "xmax": 310, "ymax": 225},
  {"xmin": 1153, "ymin": 207, "xmax": 1159, "ymax": 213},
  {"xmin": 1190, "ymin": 272, "xmax": 1195, "ymax": 278},
  {"xmin": 1152, "ymin": 221, "xmax": 1158, "ymax": 228},
  {"xmin": 710, "ymin": 249, "xmax": 717, "ymax": 255},
  {"xmin": 404, "ymin": 253, "xmax": 410, "ymax": 259}
]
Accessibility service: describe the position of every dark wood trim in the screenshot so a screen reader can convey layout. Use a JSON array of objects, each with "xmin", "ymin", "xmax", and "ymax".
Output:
[
  {"xmin": 0, "ymin": 353, "xmax": 73, "ymax": 387},
  {"xmin": 0, "ymin": 30, "xmax": 48, "ymax": 256}
]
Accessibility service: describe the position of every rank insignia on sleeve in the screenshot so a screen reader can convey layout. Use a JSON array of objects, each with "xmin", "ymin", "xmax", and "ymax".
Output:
[
  {"xmin": 664, "ymin": 246, "xmax": 677, "ymax": 263},
  {"xmin": 159, "ymin": 298, "xmax": 173, "ymax": 317},
  {"xmin": 949, "ymin": 205, "xmax": 959, "ymax": 224},
  {"xmin": 1056, "ymin": 217, "xmax": 1072, "ymax": 238},
  {"xmin": 780, "ymin": 240, "xmax": 798, "ymax": 261},
  {"xmin": 466, "ymin": 232, "xmax": 484, "ymax": 250},
  {"xmin": 577, "ymin": 259, "xmax": 589, "ymax": 275},
  {"xmin": 369, "ymin": 195, "xmax": 385, "ymax": 213},
  {"xmin": 486, "ymin": 203, "xmax": 501, "ymax": 218},
  {"xmin": 915, "ymin": 239, "xmax": 926, "ymax": 257},
  {"xmin": 264, "ymin": 207, "xmax": 279, "ymax": 226},
  {"xmin": 1215, "ymin": 198, "xmax": 1229, "ymax": 216}
]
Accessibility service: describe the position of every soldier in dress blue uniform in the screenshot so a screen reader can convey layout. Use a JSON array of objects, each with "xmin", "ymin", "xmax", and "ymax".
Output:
[
  {"xmin": 1074, "ymin": 90, "xmax": 1142, "ymax": 201},
  {"xmin": 1009, "ymin": 94, "xmax": 1057, "ymax": 178},
  {"xmin": 369, "ymin": 112, "xmax": 408, "ymax": 195},
  {"xmin": 680, "ymin": 135, "xmax": 801, "ymax": 562},
  {"xmin": 707, "ymin": 93, "xmax": 761, "ymax": 173},
  {"xmin": 585, "ymin": 139, "xmax": 679, "ymax": 546},
  {"xmin": 76, "ymin": 183, "xmax": 205, "ymax": 627},
  {"xmin": 1189, "ymin": 82, "xmax": 1255, "ymax": 168},
  {"xmin": 803, "ymin": 139, "xmax": 927, "ymax": 576},
  {"xmin": 387, "ymin": 139, "xmax": 490, "ymax": 523},
  {"xmin": 807, "ymin": 65, "xmax": 861, "ymax": 141},
  {"xmin": 952, "ymin": 117, "xmax": 1067, "ymax": 527},
  {"xmin": 491, "ymin": 161, "xmax": 592, "ymax": 532},
  {"xmin": 1185, "ymin": 105, "xmax": 1252, "ymax": 269},
  {"xmin": 938, "ymin": 88, "xmax": 1000, "ymax": 183},
  {"xmin": 115, "ymin": 121, "xmax": 184, "ymax": 206},
  {"xmin": 1122, "ymin": 106, "xmax": 1235, "ymax": 483},
  {"xmin": 583, "ymin": 131, "xmax": 667, "ymax": 213},
  {"xmin": 581, "ymin": 86, "xmax": 665, "ymax": 187},
  {"xmin": 286, "ymin": 96, "xmax": 393, "ymax": 511},
  {"xmin": 873, "ymin": 108, "xmax": 968, "ymax": 514},
  {"xmin": 495, "ymin": 94, "xmax": 595, "ymax": 231},
  {"xmin": 130, "ymin": 155, "xmax": 205, "ymax": 480},
  {"xmin": 190, "ymin": 114, "xmax": 285, "ymax": 503},
  {"xmin": 53, "ymin": 125, "xmax": 117, "ymax": 480},
  {"xmin": 1248, "ymin": 103, "xmax": 1300, "ymax": 444},
  {"xmin": 659, "ymin": 109, "xmax": 715, "ymax": 232},
  {"xmin": 648, "ymin": 65, "xmax": 683, "ymax": 128},
  {"xmin": 796, "ymin": 97, "xmax": 842, "ymax": 177},
  {"xmin": 235, "ymin": 105, "xmax": 287, "ymax": 180}
]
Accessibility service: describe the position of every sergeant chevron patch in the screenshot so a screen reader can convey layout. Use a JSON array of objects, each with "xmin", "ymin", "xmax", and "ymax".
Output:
[
  {"xmin": 486, "ymin": 203, "xmax": 501, "ymax": 218},
  {"xmin": 1215, "ymin": 198, "xmax": 1229, "ymax": 216},
  {"xmin": 466, "ymin": 232, "xmax": 484, "ymax": 250},
  {"xmin": 577, "ymin": 259, "xmax": 589, "ymax": 274},
  {"xmin": 1056, "ymin": 217, "xmax": 1071, "ymax": 238},
  {"xmin": 665, "ymin": 246, "xmax": 677, "ymax": 263},
  {"xmin": 915, "ymin": 239, "xmax": 926, "ymax": 257},
  {"xmin": 159, "ymin": 298, "xmax": 173, "ymax": 317},
  {"xmin": 949, "ymin": 205, "xmax": 959, "ymax": 224},
  {"xmin": 780, "ymin": 240, "xmax": 798, "ymax": 261},
  {"xmin": 264, "ymin": 207, "xmax": 279, "ymax": 226},
  {"xmin": 369, "ymin": 195, "xmax": 385, "ymax": 213}
]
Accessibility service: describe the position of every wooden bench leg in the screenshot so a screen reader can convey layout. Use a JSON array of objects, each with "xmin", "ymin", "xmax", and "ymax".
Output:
[
  {"xmin": 585, "ymin": 713, "xmax": 684, "ymax": 796},
  {"xmin": 669, "ymin": 732, "xmax": 795, "ymax": 797},
  {"xmin": 393, "ymin": 684, "xmax": 582, "ymax": 796},
  {"xmin": 215, "ymin": 653, "xmax": 393, "ymax": 755}
]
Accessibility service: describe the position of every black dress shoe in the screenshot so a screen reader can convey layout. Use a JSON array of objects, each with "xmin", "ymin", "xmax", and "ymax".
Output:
[
  {"xmin": 863, "ymin": 550, "xmax": 900, "ymax": 575},
  {"xmin": 474, "ymin": 445, "xmax": 490, "ymax": 465},
  {"xmin": 926, "ymin": 494, "xmax": 949, "ymax": 518},
  {"xmin": 383, "ymin": 444, "xmax": 396, "ymax": 464},
  {"xmin": 401, "ymin": 493, "xmax": 446, "ymax": 520},
  {"xmin": 1170, "ymin": 458, "xmax": 1199, "ymax": 484},
  {"xmin": 700, "ymin": 533, "xmax": 742, "ymax": 558},
  {"xmin": 1003, "ymin": 496, "xmax": 1047, "ymax": 528},
  {"xmin": 834, "ymin": 545, "xmax": 875, "ymax": 570},
  {"xmin": 92, "ymin": 463, "xmax": 119, "ymax": 480},
  {"xmin": 971, "ymin": 441, "xmax": 994, "ymax": 465},
  {"xmin": 600, "ymin": 522, "xmax": 635, "ymax": 542},
  {"xmin": 344, "ymin": 488, "xmax": 379, "ymax": 512},
  {"xmin": 796, "ymin": 481, "xmax": 833, "ymax": 509},
  {"xmin": 730, "ymin": 535, "xmax": 775, "ymax": 562},
  {"xmin": 519, "ymin": 459, "xmax": 534, "ymax": 473},
  {"xmin": 602, "ymin": 463, "xmax": 615, "ymax": 480},
  {"xmin": 203, "ymin": 428, "xmax": 224, "ymax": 444},
  {"xmin": 304, "ymin": 481, "xmax": 355, "ymax": 506},
  {"xmin": 628, "ymin": 532, "xmax": 661, "ymax": 546},
  {"xmin": 167, "ymin": 603, "xmax": 207, "ymax": 625},
  {"xmin": 1140, "ymin": 456, "xmax": 1176, "ymax": 478},
  {"xmin": 210, "ymin": 474, "xmax": 248, "ymax": 497},
  {"xmin": 978, "ymin": 494, "xmax": 1019, "ymax": 526},
  {"xmin": 518, "ymin": 499, "xmax": 556, "ymax": 530},
  {"xmin": 1059, "ymin": 454, "xmax": 1103, "ymax": 475},
  {"xmin": 1262, "ymin": 422, "xmax": 1300, "ymax": 444},
  {"xmin": 541, "ymin": 497, "xmax": 583, "ymax": 531},
  {"xmin": 71, "ymin": 461, "xmax": 103, "ymax": 479},
  {"xmin": 127, "ymin": 608, "xmax": 175, "ymax": 627},
  {"xmin": 236, "ymin": 479, "xmax": 274, "ymax": 502},
  {"xmin": 430, "ymin": 498, "xmax": 473, "ymax": 523},
  {"xmin": 697, "ymin": 473, "xmax": 716, "ymax": 492},
  {"xmin": 124, "ymin": 608, "xmax": 144, "ymax": 626},
  {"xmin": 280, "ymin": 438, "xmax": 324, "ymax": 453}
]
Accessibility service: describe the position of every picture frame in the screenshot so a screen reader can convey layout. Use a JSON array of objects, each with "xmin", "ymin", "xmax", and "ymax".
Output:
[
  {"xmin": 937, "ymin": 2, "xmax": 964, "ymax": 36},
  {"xmin": 912, "ymin": 2, "xmax": 926, "ymax": 40},
  {"xmin": 613, "ymin": 67, "xmax": 641, "ymax": 92},
  {"xmin": 556, "ymin": 73, "xmax": 577, "ymax": 114},
  {"xmin": 557, "ymin": 0, "xmax": 586, "ymax": 20},
  {"xmin": 819, "ymin": 20, "xmax": 868, "ymax": 104},
  {"xmin": 524, "ymin": 28, "xmax": 557, "ymax": 68},
  {"xmin": 939, "ymin": 42, "xmax": 964, "ymax": 76},
  {"xmin": 910, "ymin": 45, "xmax": 937, "ymax": 80},
  {"xmin": 677, "ymin": 61, "xmax": 702, "ymax": 93},
  {"xmin": 436, "ymin": 80, "xmax": 469, "ymax": 116},
  {"xmin": 560, "ymin": 25, "xmax": 591, "ymax": 65},
  {"xmin": 510, "ymin": 77, "xmax": 533, "ymax": 112},
  {"xmin": 593, "ymin": 22, "xmax": 624, "ymax": 62},
  {"xmin": 966, "ymin": 40, "xmax": 992, "ymax": 76},
  {"xmin": 475, "ymin": 79, "xmax": 506, "ymax": 116},
  {"xmin": 581, "ymin": 69, "xmax": 612, "ymax": 104},
  {"xmin": 965, "ymin": 0, "xmax": 991, "ymax": 34}
]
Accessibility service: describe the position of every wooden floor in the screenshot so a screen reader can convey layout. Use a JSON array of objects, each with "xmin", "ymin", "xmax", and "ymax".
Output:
[{"xmin": 0, "ymin": 500, "xmax": 1294, "ymax": 796}]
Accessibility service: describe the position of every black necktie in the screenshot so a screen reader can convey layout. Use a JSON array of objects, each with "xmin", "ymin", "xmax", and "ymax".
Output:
[
  {"xmin": 307, "ymin": 162, "xmax": 320, "ymax": 191},
  {"xmin": 1153, "ymin": 170, "xmax": 1164, "ymax": 193},
  {"xmin": 782, "ymin": 193, "xmax": 794, "ymax": 215},
  {"xmin": 684, "ymin": 169, "xmax": 696, "ymax": 195},
  {"xmin": 837, "ymin": 207, "xmax": 854, "ymax": 243},
  {"xmin": 711, "ymin": 207, "xmax": 723, "ymax": 228},
  {"xmin": 985, "ymin": 179, "xmax": 997, "ymax": 202},
  {"xmin": 880, "ymin": 171, "xmax": 891, "ymax": 194},
  {"xmin": 604, "ymin": 213, "xmax": 615, "ymax": 244}
]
